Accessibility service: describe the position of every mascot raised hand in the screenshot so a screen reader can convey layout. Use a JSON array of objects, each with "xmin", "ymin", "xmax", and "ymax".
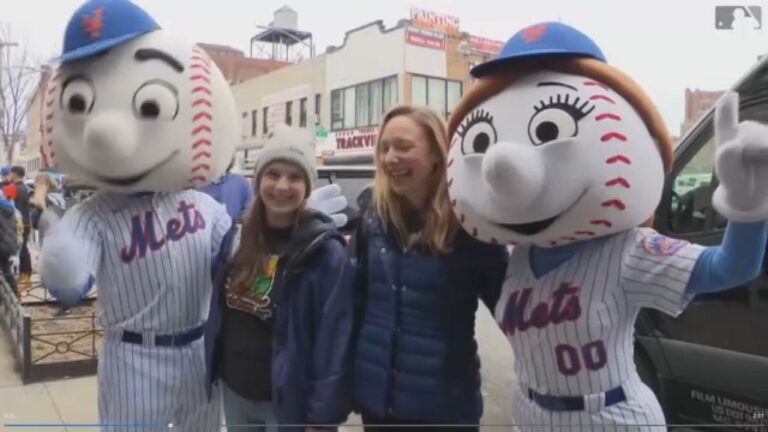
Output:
[
  {"xmin": 39, "ymin": 1, "xmax": 346, "ymax": 430},
  {"xmin": 446, "ymin": 22, "xmax": 768, "ymax": 431}
]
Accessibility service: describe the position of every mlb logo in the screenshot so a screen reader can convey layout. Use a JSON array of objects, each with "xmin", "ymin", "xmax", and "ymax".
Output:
[
  {"xmin": 715, "ymin": 5, "xmax": 763, "ymax": 29},
  {"xmin": 642, "ymin": 233, "xmax": 689, "ymax": 256}
]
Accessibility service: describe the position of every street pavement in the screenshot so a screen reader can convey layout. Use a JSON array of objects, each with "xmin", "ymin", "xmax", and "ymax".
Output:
[{"xmin": 0, "ymin": 303, "xmax": 517, "ymax": 431}]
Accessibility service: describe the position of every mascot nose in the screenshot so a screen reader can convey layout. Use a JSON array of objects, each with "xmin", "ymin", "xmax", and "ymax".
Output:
[
  {"xmin": 84, "ymin": 112, "xmax": 138, "ymax": 161},
  {"xmin": 482, "ymin": 143, "xmax": 545, "ymax": 208}
]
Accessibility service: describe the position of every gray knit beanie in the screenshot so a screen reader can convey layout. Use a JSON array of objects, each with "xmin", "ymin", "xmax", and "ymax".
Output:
[{"xmin": 253, "ymin": 123, "xmax": 317, "ymax": 196}]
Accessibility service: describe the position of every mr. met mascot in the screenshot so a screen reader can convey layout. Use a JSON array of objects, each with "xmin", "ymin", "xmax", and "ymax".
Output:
[
  {"xmin": 446, "ymin": 22, "xmax": 768, "ymax": 431},
  {"xmin": 38, "ymin": 1, "xmax": 346, "ymax": 430}
]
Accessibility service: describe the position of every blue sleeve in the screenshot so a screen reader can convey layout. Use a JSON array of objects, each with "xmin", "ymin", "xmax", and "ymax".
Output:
[
  {"xmin": 240, "ymin": 177, "xmax": 254, "ymax": 216},
  {"xmin": 306, "ymin": 240, "xmax": 355, "ymax": 424},
  {"xmin": 687, "ymin": 221, "xmax": 768, "ymax": 294}
]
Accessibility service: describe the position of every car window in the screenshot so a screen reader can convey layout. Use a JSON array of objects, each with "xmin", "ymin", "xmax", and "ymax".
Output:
[
  {"xmin": 668, "ymin": 104, "xmax": 768, "ymax": 235},
  {"xmin": 315, "ymin": 171, "xmax": 374, "ymax": 211},
  {"xmin": 668, "ymin": 136, "xmax": 715, "ymax": 235}
]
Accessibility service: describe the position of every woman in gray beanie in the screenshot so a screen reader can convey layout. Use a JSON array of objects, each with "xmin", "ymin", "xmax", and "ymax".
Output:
[{"xmin": 210, "ymin": 124, "xmax": 355, "ymax": 431}]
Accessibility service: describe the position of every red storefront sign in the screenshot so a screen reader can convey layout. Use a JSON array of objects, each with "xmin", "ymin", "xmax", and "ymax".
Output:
[
  {"xmin": 335, "ymin": 128, "xmax": 378, "ymax": 152},
  {"xmin": 406, "ymin": 28, "xmax": 445, "ymax": 50},
  {"xmin": 469, "ymin": 36, "xmax": 504, "ymax": 55}
]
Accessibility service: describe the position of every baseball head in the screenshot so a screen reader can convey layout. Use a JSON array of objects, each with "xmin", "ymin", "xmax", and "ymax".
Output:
[
  {"xmin": 47, "ymin": 0, "xmax": 237, "ymax": 192},
  {"xmin": 446, "ymin": 24, "xmax": 673, "ymax": 248}
]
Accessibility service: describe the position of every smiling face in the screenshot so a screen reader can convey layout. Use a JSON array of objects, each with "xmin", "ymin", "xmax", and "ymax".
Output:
[
  {"xmin": 378, "ymin": 115, "xmax": 440, "ymax": 207},
  {"xmin": 46, "ymin": 30, "xmax": 237, "ymax": 192},
  {"xmin": 447, "ymin": 70, "xmax": 665, "ymax": 247},
  {"xmin": 258, "ymin": 160, "xmax": 308, "ymax": 219}
]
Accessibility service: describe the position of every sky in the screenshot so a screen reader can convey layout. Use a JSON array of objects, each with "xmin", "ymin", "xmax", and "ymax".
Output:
[{"xmin": 5, "ymin": 0, "xmax": 768, "ymax": 135}]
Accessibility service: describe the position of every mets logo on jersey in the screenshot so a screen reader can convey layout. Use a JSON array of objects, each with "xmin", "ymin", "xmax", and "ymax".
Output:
[{"xmin": 642, "ymin": 233, "xmax": 689, "ymax": 256}]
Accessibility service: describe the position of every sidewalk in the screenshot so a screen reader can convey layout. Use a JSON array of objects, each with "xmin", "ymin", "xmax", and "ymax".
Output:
[{"xmin": 0, "ymin": 305, "xmax": 515, "ymax": 431}]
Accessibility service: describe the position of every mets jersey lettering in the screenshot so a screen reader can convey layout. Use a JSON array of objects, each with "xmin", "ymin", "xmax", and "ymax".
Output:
[
  {"xmin": 495, "ymin": 227, "xmax": 705, "ymax": 396},
  {"xmin": 120, "ymin": 200, "xmax": 206, "ymax": 263},
  {"xmin": 501, "ymin": 282, "xmax": 582, "ymax": 335}
]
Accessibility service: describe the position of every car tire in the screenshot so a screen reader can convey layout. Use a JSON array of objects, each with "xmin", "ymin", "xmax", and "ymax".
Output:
[{"xmin": 634, "ymin": 346, "xmax": 660, "ymax": 396}]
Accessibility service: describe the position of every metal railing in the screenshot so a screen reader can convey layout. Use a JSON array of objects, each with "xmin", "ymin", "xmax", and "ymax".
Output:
[{"xmin": 0, "ymin": 275, "xmax": 101, "ymax": 383}]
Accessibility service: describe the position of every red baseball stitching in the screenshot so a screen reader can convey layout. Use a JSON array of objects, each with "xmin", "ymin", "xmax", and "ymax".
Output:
[
  {"xmin": 447, "ymin": 158, "xmax": 454, "ymax": 167},
  {"xmin": 606, "ymin": 155, "xmax": 631, "ymax": 165},
  {"xmin": 188, "ymin": 48, "xmax": 213, "ymax": 188},
  {"xmin": 471, "ymin": 228, "xmax": 478, "ymax": 237},
  {"xmin": 447, "ymin": 178, "xmax": 453, "ymax": 188},
  {"xmin": 575, "ymin": 230, "xmax": 596, "ymax": 236},
  {"xmin": 193, "ymin": 151, "xmax": 211, "ymax": 160},
  {"xmin": 193, "ymin": 138, "xmax": 212, "ymax": 149},
  {"xmin": 601, "ymin": 132, "xmax": 627, "ymax": 142},
  {"xmin": 589, "ymin": 94, "xmax": 615, "ymax": 104},
  {"xmin": 605, "ymin": 177, "xmax": 630, "ymax": 188},
  {"xmin": 590, "ymin": 219, "xmax": 613, "ymax": 227},
  {"xmin": 451, "ymin": 199, "xmax": 457, "ymax": 208},
  {"xmin": 601, "ymin": 199, "xmax": 626, "ymax": 210},
  {"xmin": 596, "ymin": 113, "xmax": 621, "ymax": 121},
  {"xmin": 583, "ymin": 81, "xmax": 609, "ymax": 91},
  {"xmin": 561, "ymin": 236, "xmax": 577, "ymax": 241}
]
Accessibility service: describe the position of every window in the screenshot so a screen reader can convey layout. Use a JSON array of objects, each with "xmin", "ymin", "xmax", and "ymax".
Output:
[
  {"xmin": 410, "ymin": 75, "xmax": 462, "ymax": 119},
  {"xmin": 331, "ymin": 90, "xmax": 343, "ymax": 130},
  {"xmin": 315, "ymin": 94, "xmax": 322, "ymax": 125},
  {"xmin": 251, "ymin": 110, "xmax": 258, "ymax": 136},
  {"xmin": 356, "ymin": 83, "xmax": 369, "ymax": 127},
  {"xmin": 668, "ymin": 137, "xmax": 715, "ymax": 235},
  {"xmin": 299, "ymin": 97, "xmax": 308, "ymax": 127},
  {"xmin": 383, "ymin": 76, "xmax": 398, "ymax": 113},
  {"xmin": 263, "ymin": 107, "xmax": 269, "ymax": 135},
  {"xmin": 370, "ymin": 80, "xmax": 383, "ymax": 125},
  {"xmin": 343, "ymin": 88, "xmax": 356, "ymax": 129},
  {"xmin": 285, "ymin": 101, "xmax": 293, "ymax": 126},
  {"xmin": 241, "ymin": 112, "xmax": 247, "ymax": 138},
  {"xmin": 330, "ymin": 76, "xmax": 398, "ymax": 131},
  {"xmin": 447, "ymin": 82, "xmax": 462, "ymax": 117}
]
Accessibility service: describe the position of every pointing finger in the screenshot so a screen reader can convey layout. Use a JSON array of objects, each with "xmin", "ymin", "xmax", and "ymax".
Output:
[{"xmin": 714, "ymin": 91, "xmax": 740, "ymax": 148}]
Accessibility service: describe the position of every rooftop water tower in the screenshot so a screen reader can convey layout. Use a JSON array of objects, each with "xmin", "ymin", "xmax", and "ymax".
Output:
[{"xmin": 250, "ymin": 5, "xmax": 314, "ymax": 62}]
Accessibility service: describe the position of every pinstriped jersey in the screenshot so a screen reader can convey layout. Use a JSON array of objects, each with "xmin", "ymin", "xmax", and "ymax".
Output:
[
  {"xmin": 495, "ymin": 227, "xmax": 705, "ymax": 396},
  {"xmin": 60, "ymin": 189, "xmax": 232, "ymax": 333}
]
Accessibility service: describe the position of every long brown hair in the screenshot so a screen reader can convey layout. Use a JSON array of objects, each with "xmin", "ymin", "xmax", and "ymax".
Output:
[
  {"xmin": 228, "ymin": 185, "xmax": 306, "ymax": 297},
  {"xmin": 373, "ymin": 105, "xmax": 457, "ymax": 254}
]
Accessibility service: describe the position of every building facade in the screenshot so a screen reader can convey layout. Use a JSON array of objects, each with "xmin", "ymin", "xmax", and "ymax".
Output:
[
  {"xmin": 681, "ymin": 88, "xmax": 724, "ymax": 137},
  {"xmin": 230, "ymin": 7, "xmax": 501, "ymax": 166},
  {"xmin": 198, "ymin": 43, "xmax": 291, "ymax": 84}
]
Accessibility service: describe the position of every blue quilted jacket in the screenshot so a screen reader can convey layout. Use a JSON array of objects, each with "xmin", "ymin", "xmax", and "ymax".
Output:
[{"xmin": 352, "ymin": 210, "xmax": 508, "ymax": 422}]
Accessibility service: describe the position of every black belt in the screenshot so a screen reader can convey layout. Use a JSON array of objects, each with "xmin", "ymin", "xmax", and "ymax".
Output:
[
  {"xmin": 121, "ymin": 325, "xmax": 204, "ymax": 347},
  {"xmin": 528, "ymin": 386, "xmax": 627, "ymax": 412}
]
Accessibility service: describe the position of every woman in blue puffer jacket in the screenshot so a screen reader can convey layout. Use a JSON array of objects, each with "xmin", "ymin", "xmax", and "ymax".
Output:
[{"xmin": 351, "ymin": 105, "xmax": 509, "ymax": 431}]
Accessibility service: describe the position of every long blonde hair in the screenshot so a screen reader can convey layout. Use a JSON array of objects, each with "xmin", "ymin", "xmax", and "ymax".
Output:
[{"xmin": 373, "ymin": 105, "xmax": 457, "ymax": 254}]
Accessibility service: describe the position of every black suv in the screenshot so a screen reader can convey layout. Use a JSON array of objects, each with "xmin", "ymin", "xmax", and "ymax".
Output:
[{"xmin": 634, "ymin": 59, "xmax": 768, "ymax": 430}]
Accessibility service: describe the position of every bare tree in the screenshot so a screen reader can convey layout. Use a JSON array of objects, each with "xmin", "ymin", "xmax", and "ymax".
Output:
[{"xmin": 0, "ymin": 24, "xmax": 41, "ymax": 165}]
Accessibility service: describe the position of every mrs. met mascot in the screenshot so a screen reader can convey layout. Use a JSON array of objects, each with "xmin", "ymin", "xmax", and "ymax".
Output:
[
  {"xmin": 38, "ymin": 1, "xmax": 346, "ymax": 430},
  {"xmin": 446, "ymin": 22, "xmax": 768, "ymax": 431}
]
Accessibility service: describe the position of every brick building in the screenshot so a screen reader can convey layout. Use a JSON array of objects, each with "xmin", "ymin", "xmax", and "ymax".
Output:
[
  {"xmin": 680, "ymin": 88, "xmax": 724, "ymax": 137},
  {"xmin": 197, "ymin": 43, "xmax": 291, "ymax": 84}
]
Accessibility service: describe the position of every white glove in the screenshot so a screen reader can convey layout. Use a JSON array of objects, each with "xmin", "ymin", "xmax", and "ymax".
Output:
[
  {"xmin": 40, "ymin": 228, "xmax": 91, "ymax": 307},
  {"xmin": 307, "ymin": 183, "xmax": 349, "ymax": 227},
  {"xmin": 712, "ymin": 91, "xmax": 768, "ymax": 222}
]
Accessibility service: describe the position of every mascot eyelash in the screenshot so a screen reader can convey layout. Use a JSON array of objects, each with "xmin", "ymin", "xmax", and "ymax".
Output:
[
  {"xmin": 456, "ymin": 109, "xmax": 495, "ymax": 138},
  {"xmin": 533, "ymin": 93, "xmax": 595, "ymax": 120}
]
